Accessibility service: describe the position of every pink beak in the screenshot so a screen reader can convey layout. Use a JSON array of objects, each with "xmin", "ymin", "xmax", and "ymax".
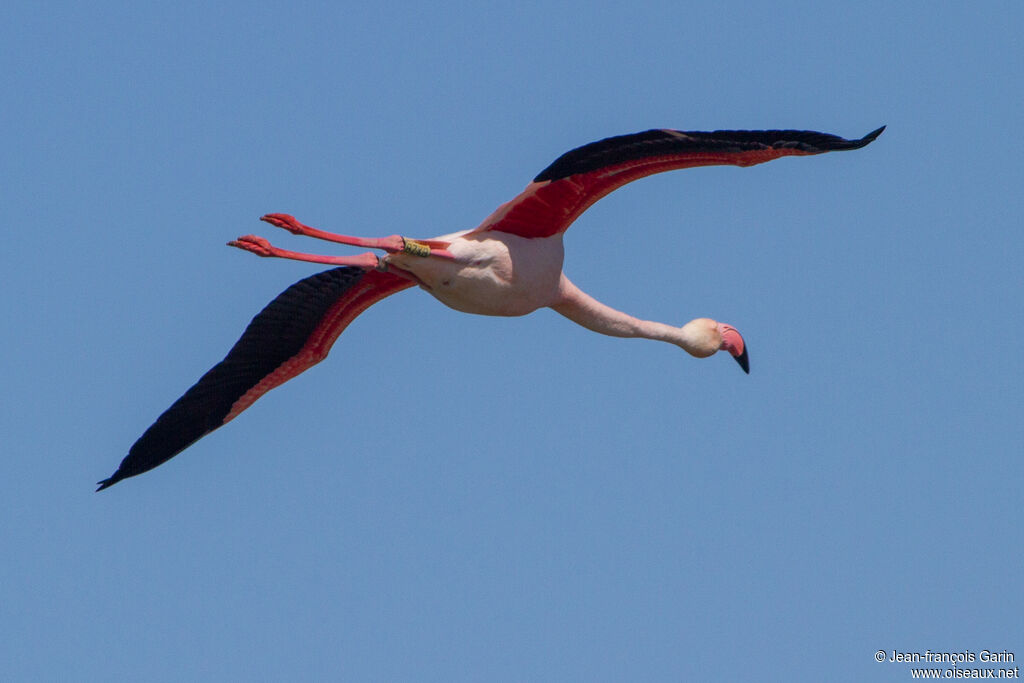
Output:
[{"xmin": 717, "ymin": 323, "xmax": 750, "ymax": 374}]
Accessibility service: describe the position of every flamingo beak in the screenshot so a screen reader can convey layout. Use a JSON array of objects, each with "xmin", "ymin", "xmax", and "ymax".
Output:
[
  {"xmin": 717, "ymin": 323, "xmax": 750, "ymax": 374},
  {"xmin": 733, "ymin": 344, "xmax": 750, "ymax": 374}
]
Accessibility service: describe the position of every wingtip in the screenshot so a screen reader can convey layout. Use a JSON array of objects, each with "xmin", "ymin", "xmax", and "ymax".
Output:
[
  {"xmin": 858, "ymin": 125, "xmax": 886, "ymax": 146},
  {"xmin": 95, "ymin": 473, "xmax": 121, "ymax": 492},
  {"xmin": 825, "ymin": 125, "xmax": 884, "ymax": 152}
]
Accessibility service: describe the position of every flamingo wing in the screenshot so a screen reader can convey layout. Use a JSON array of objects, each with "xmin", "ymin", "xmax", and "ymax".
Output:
[
  {"xmin": 474, "ymin": 126, "xmax": 885, "ymax": 239},
  {"xmin": 97, "ymin": 267, "xmax": 413, "ymax": 490}
]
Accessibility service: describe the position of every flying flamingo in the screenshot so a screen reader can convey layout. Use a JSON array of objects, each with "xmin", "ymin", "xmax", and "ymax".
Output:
[{"xmin": 97, "ymin": 126, "xmax": 883, "ymax": 490}]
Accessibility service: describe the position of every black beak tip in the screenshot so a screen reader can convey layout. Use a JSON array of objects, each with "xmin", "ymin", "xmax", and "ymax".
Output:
[{"xmin": 733, "ymin": 346, "xmax": 750, "ymax": 374}]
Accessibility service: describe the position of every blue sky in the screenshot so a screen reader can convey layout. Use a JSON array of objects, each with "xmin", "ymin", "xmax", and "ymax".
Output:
[{"xmin": 3, "ymin": 1, "xmax": 1022, "ymax": 681}]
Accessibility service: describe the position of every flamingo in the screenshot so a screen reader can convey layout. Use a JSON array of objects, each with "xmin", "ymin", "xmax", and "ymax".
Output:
[{"xmin": 97, "ymin": 126, "xmax": 883, "ymax": 490}]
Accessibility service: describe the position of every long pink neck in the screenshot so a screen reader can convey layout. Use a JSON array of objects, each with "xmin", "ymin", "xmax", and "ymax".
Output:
[{"xmin": 550, "ymin": 275, "xmax": 688, "ymax": 348}]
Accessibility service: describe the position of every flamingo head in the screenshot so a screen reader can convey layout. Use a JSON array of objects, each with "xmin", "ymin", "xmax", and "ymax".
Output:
[{"xmin": 679, "ymin": 318, "xmax": 750, "ymax": 374}]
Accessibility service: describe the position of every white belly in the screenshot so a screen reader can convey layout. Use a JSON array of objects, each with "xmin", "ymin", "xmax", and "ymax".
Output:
[{"xmin": 384, "ymin": 231, "xmax": 565, "ymax": 317}]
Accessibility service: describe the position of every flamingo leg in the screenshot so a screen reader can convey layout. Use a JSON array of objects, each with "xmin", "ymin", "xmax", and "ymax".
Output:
[
  {"xmin": 261, "ymin": 213, "xmax": 453, "ymax": 258},
  {"xmin": 228, "ymin": 235, "xmax": 382, "ymax": 268}
]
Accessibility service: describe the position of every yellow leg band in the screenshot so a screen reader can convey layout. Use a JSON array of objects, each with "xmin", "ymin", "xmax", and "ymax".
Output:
[{"xmin": 401, "ymin": 238, "xmax": 431, "ymax": 257}]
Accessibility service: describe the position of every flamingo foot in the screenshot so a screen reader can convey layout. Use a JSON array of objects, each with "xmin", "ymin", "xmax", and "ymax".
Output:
[
  {"xmin": 228, "ymin": 235, "xmax": 275, "ymax": 257},
  {"xmin": 260, "ymin": 211, "xmax": 315, "ymax": 236},
  {"xmin": 260, "ymin": 213, "xmax": 312, "ymax": 235}
]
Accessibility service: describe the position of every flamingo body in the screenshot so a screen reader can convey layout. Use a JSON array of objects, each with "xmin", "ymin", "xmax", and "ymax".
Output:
[
  {"xmin": 385, "ymin": 230, "xmax": 566, "ymax": 316},
  {"xmin": 98, "ymin": 125, "xmax": 883, "ymax": 490}
]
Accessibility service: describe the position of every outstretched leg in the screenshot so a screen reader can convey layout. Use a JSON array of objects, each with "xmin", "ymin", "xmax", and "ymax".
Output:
[
  {"xmin": 261, "ymin": 213, "xmax": 453, "ymax": 257},
  {"xmin": 228, "ymin": 235, "xmax": 381, "ymax": 268}
]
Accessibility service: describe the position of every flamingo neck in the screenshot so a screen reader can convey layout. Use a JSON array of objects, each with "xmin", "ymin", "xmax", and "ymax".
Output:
[{"xmin": 550, "ymin": 275, "xmax": 693, "ymax": 350}]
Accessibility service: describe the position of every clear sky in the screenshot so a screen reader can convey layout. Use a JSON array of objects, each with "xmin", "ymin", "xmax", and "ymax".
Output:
[{"xmin": 3, "ymin": 1, "xmax": 1021, "ymax": 681}]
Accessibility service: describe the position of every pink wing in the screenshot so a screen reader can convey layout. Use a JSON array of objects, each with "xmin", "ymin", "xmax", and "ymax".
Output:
[
  {"xmin": 98, "ymin": 267, "xmax": 413, "ymax": 490},
  {"xmin": 474, "ymin": 127, "xmax": 885, "ymax": 239}
]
